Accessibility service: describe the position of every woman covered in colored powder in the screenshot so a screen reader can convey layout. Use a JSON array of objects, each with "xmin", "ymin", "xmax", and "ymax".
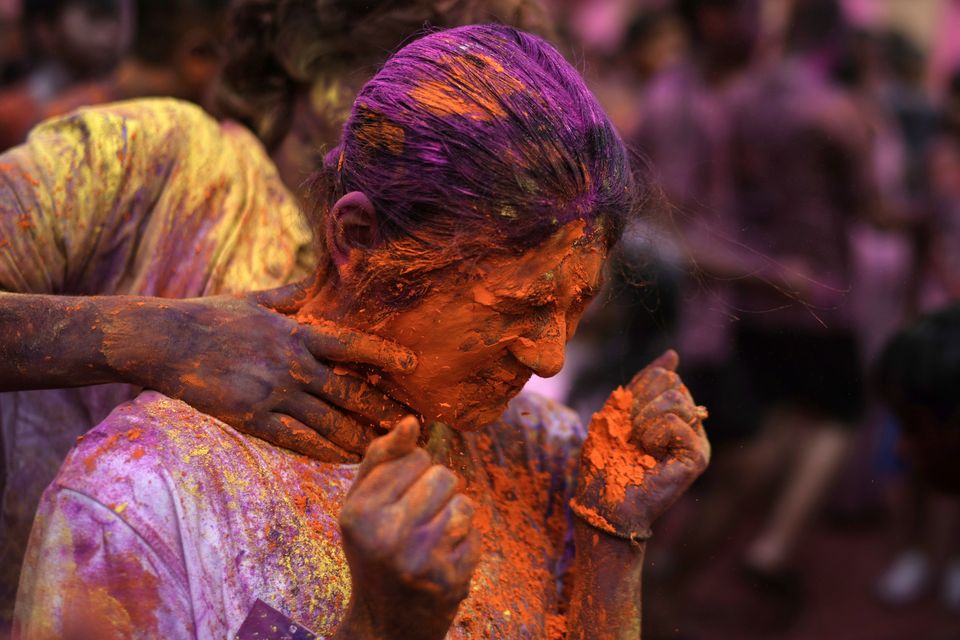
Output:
[
  {"xmin": 14, "ymin": 26, "xmax": 710, "ymax": 639},
  {"xmin": 0, "ymin": 2, "xmax": 551, "ymax": 613}
]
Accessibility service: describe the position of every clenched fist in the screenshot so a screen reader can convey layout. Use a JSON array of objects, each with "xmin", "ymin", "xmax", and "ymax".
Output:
[
  {"xmin": 335, "ymin": 416, "xmax": 481, "ymax": 640},
  {"xmin": 573, "ymin": 349, "xmax": 711, "ymax": 539}
]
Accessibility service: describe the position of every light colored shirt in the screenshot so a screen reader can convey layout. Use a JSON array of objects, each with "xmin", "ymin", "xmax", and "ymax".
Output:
[
  {"xmin": 15, "ymin": 391, "xmax": 583, "ymax": 639},
  {"xmin": 0, "ymin": 98, "xmax": 313, "ymax": 618}
]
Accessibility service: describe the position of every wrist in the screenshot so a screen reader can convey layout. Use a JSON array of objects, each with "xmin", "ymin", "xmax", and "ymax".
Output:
[
  {"xmin": 569, "ymin": 497, "xmax": 652, "ymax": 547},
  {"xmin": 96, "ymin": 297, "xmax": 148, "ymax": 385},
  {"xmin": 98, "ymin": 296, "xmax": 189, "ymax": 387}
]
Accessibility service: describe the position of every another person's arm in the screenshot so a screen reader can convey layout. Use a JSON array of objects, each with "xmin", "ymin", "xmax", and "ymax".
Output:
[
  {"xmin": 0, "ymin": 288, "xmax": 416, "ymax": 459},
  {"xmin": 0, "ymin": 101, "xmax": 411, "ymax": 455}
]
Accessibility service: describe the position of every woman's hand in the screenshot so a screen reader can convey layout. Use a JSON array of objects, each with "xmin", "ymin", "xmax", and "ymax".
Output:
[
  {"xmin": 336, "ymin": 416, "xmax": 480, "ymax": 640},
  {"xmin": 573, "ymin": 349, "xmax": 710, "ymax": 538},
  {"xmin": 101, "ymin": 282, "xmax": 417, "ymax": 461}
]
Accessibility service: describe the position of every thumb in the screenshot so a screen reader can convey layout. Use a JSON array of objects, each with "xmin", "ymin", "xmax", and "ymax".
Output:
[
  {"xmin": 248, "ymin": 275, "xmax": 316, "ymax": 313},
  {"xmin": 355, "ymin": 415, "xmax": 421, "ymax": 483},
  {"xmin": 648, "ymin": 349, "xmax": 679, "ymax": 372}
]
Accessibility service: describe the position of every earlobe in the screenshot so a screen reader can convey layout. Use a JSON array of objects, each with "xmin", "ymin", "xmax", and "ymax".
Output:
[{"xmin": 326, "ymin": 191, "xmax": 379, "ymax": 266}]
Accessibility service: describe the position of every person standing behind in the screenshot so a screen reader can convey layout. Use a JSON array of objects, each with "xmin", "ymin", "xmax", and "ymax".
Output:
[
  {"xmin": 0, "ymin": 0, "xmax": 125, "ymax": 149},
  {"xmin": 730, "ymin": 0, "xmax": 875, "ymax": 597},
  {"xmin": 40, "ymin": 0, "xmax": 230, "ymax": 122}
]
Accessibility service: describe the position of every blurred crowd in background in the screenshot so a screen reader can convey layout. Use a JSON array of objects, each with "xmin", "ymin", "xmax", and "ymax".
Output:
[{"xmin": 1, "ymin": 0, "xmax": 959, "ymax": 638}]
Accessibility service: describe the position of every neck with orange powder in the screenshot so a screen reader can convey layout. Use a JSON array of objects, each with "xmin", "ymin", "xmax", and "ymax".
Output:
[{"xmin": 292, "ymin": 260, "xmax": 428, "ymax": 444}]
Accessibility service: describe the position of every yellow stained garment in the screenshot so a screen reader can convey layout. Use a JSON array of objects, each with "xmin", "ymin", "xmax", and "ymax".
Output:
[
  {"xmin": 0, "ymin": 97, "xmax": 313, "ymax": 295},
  {"xmin": 0, "ymin": 98, "xmax": 314, "ymax": 619}
]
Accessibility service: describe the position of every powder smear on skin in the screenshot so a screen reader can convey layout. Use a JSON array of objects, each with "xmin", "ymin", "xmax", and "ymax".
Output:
[
  {"xmin": 294, "ymin": 221, "xmax": 601, "ymax": 434},
  {"xmin": 426, "ymin": 421, "xmax": 574, "ymax": 639}
]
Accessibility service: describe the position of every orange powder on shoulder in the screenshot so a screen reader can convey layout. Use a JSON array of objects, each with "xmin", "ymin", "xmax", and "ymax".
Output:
[
  {"xmin": 545, "ymin": 612, "xmax": 567, "ymax": 639},
  {"xmin": 582, "ymin": 387, "xmax": 655, "ymax": 506},
  {"xmin": 83, "ymin": 432, "xmax": 123, "ymax": 473}
]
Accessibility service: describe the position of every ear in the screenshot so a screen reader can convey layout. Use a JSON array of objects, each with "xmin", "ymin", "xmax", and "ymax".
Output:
[{"xmin": 326, "ymin": 191, "xmax": 379, "ymax": 266}]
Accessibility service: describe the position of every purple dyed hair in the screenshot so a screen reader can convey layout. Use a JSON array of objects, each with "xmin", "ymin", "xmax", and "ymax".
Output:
[{"xmin": 312, "ymin": 24, "xmax": 643, "ymax": 305}]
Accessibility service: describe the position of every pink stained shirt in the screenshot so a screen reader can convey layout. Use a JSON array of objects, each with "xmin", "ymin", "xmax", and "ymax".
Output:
[{"xmin": 14, "ymin": 391, "xmax": 584, "ymax": 639}]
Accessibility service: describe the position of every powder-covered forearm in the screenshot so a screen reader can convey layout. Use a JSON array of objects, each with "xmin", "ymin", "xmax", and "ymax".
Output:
[
  {"xmin": 565, "ymin": 521, "xmax": 645, "ymax": 640},
  {"xmin": 0, "ymin": 291, "xmax": 121, "ymax": 389}
]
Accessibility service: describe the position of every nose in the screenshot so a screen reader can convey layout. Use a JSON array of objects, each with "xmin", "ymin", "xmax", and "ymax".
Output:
[{"xmin": 507, "ymin": 311, "xmax": 566, "ymax": 378}]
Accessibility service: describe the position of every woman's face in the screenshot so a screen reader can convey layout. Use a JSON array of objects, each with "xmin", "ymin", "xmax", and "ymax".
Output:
[{"xmin": 362, "ymin": 221, "xmax": 606, "ymax": 431}]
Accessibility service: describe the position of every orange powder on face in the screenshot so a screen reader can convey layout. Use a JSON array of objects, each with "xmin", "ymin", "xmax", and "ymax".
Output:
[
  {"xmin": 297, "ymin": 222, "xmax": 602, "ymax": 433},
  {"xmin": 581, "ymin": 387, "xmax": 655, "ymax": 506}
]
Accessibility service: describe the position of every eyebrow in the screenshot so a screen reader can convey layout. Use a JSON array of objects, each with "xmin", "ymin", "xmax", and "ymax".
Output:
[{"xmin": 494, "ymin": 272, "xmax": 602, "ymax": 306}]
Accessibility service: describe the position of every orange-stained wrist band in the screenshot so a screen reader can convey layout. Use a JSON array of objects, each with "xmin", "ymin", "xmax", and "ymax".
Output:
[{"xmin": 569, "ymin": 498, "xmax": 652, "ymax": 547}]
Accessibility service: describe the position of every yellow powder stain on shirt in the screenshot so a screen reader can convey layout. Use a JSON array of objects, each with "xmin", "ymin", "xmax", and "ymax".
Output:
[{"xmin": 181, "ymin": 444, "xmax": 210, "ymax": 464}]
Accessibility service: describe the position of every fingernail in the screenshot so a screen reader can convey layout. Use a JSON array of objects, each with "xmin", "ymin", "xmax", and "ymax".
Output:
[
  {"xmin": 395, "ymin": 351, "xmax": 419, "ymax": 373},
  {"xmin": 394, "ymin": 415, "xmax": 420, "ymax": 437}
]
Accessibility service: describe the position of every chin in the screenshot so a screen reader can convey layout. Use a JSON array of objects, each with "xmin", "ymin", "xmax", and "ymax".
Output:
[{"xmin": 394, "ymin": 371, "xmax": 530, "ymax": 432}]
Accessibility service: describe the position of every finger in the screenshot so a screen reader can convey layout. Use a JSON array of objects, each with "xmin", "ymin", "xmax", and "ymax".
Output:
[
  {"xmin": 248, "ymin": 277, "xmax": 313, "ymax": 313},
  {"xmin": 349, "ymin": 448, "xmax": 432, "ymax": 505},
  {"xmin": 452, "ymin": 527, "xmax": 482, "ymax": 574},
  {"xmin": 626, "ymin": 349, "xmax": 679, "ymax": 391},
  {"xmin": 437, "ymin": 493, "xmax": 475, "ymax": 546},
  {"xmin": 650, "ymin": 349, "xmax": 679, "ymax": 371},
  {"xmin": 444, "ymin": 528, "xmax": 482, "ymax": 594},
  {"xmin": 255, "ymin": 413, "xmax": 359, "ymax": 463},
  {"xmin": 393, "ymin": 465, "xmax": 459, "ymax": 525},
  {"xmin": 635, "ymin": 388, "xmax": 698, "ymax": 425},
  {"xmin": 306, "ymin": 367, "xmax": 409, "ymax": 427},
  {"xmin": 279, "ymin": 392, "xmax": 375, "ymax": 453},
  {"xmin": 398, "ymin": 494, "xmax": 476, "ymax": 580},
  {"xmin": 297, "ymin": 322, "xmax": 417, "ymax": 374},
  {"xmin": 355, "ymin": 415, "xmax": 421, "ymax": 483},
  {"xmin": 627, "ymin": 366, "xmax": 680, "ymax": 407},
  {"xmin": 635, "ymin": 413, "xmax": 709, "ymax": 468}
]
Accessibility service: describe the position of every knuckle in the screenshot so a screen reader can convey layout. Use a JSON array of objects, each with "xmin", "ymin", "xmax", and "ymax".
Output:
[
  {"xmin": 339, "ymin": 503, "xmax": 363, "ymax": 532},
  {"xmin": 365, "ymin": 438, "xmax": 389, "ymax": 460},
  {"xmin": 430, "ymin": 465, "xmax": 458, "ymax": 485},
  {"xmin": 408, "ymin": 448, "xmax": 431, "ymax": 467},
  {"xmin": 450, "ymin": 493, "xmax": 475, "ymax": 517},
  {"xmin": 663, "ymin": 389, "xmax": 685, "ymax": 405}
]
